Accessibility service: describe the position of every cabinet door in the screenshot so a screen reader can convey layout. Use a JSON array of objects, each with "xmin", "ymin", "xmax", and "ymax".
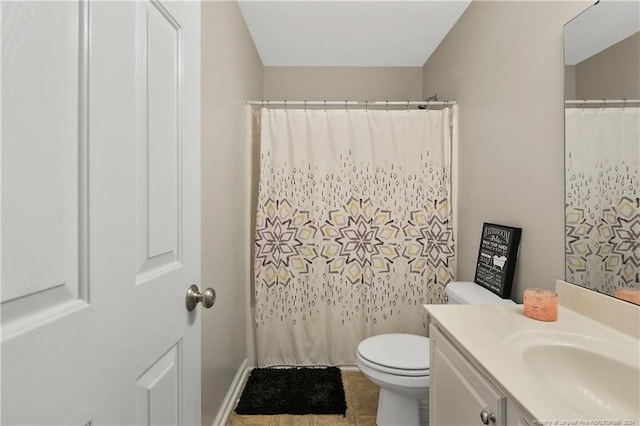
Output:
[
  {"xmin": 507, "ymin": 399, "xmax": 535, "ymax": 426},
  {"xmin": 430, "ymin": 324, "xmax": 506, "ymax": 426}
]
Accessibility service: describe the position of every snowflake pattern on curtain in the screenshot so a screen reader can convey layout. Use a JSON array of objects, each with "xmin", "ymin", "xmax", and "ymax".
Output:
[
  {"xmin": 255, "ymin": 199, "xmax": 318, "ymax": 287},
  {"xmin": 565, "ymin": 108, "xmax": 640, "ymax": 296},
  {"xmin": 566, "ymin": 184, "xmax": 640, "ymax": 294},
  {"xmin": 403, "ymin": 200, "xmax": 455, "ymax": 280},
  {"xmin": 320, "ymin": 197, "xmax": 400, "ymax": 286},
  {"xmin": 254, "ymin": 150, "xmax": 455, "ymax": 326}
]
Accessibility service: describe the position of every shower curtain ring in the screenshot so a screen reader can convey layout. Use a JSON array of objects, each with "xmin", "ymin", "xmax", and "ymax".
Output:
[
  {"xmin": 386, "ymin": 101, "xmax": 389, "ymax": 112},
  {"xmin": 406, "ymin": 101, "xmax": 410, "ymax": 112},
  {"xmin": 345, "ymin": 100, "xmax": 348, "ymax": 112},
  {"xmin": 324, "ymin": 100, "xmax": 327, "ymax": 112},
  {"xmin": 304, "ymin": 100, "xmax": 307, "ymax": 112},
  {"xmin": 284, "ymin": 100, "xmax": 287, "ymax": 110},
  {"xmin": 365, "ymin": 100, "xmax": 368, "ymax": 112}
]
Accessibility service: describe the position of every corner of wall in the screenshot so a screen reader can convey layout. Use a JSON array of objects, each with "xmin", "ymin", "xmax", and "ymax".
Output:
[
  {"xmin": 419, "ymin": 1, "xmax": 589, "ymax": 302},
  {"xmin": 201, "ymin": 2, "xmax": 263, "ymax": 425}
]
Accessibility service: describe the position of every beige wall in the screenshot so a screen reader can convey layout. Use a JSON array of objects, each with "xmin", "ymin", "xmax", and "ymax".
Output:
[
  {"xmin": 201, "ymin": 2, "xmax": 263, "ymax": 425},
  {"xmin": 263, "ymin": 66, "xmax": 423, "ymax": 101},
  {"xmin": 423, "ymin": 1, "xmax": 588, "ymax": 302},
  {"xmin": 574, "ymin": 32, "xmax": 640, "ymax": 99},
  {"xmin": 565, "ymin": 64, "xmax": 576, "ymax": 99}
]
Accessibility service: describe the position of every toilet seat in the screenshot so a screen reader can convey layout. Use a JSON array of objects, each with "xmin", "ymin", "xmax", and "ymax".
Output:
[{"xmin": 357, "ymin": 333, "xmax": 430, "ymax": 377}]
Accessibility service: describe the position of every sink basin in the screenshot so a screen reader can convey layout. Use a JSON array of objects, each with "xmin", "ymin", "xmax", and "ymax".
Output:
[{"xmin": 508, "ymin": 331, "xmax": 640, "ymax": 419}]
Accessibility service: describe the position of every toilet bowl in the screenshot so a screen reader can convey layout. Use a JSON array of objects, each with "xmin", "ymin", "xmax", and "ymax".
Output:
[
  {"xmin": 357, "ymin": 281, "xmax": 515, "ymax": 426},
  {"xmin": 356, "ymin": 333, "xmax": 430, "ymax": 425}
]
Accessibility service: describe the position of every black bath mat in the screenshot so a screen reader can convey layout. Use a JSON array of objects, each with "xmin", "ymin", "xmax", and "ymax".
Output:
[{"xmin": 235, "ymin": 367, "xmax": 347, "ymax": 416}]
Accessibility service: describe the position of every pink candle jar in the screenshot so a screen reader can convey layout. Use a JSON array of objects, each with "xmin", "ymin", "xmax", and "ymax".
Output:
[
  {"xmin": 614, "ymin": 287, "xmax": 640, "ymax": 305},
  {"xmin": 523, "ymin": 288, "xmax": 558, "ymax": 322}
]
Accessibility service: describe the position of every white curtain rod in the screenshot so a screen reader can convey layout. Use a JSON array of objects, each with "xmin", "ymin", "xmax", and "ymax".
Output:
[
  {"xmin": 246, "ymin": 100, "xmax": 456, "ymax": 106},
  {"xmin": 565, "ymin": 99, "xmax": 640, "ymax": 104}
]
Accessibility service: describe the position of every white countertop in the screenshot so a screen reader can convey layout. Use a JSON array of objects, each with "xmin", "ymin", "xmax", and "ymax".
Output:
[{"xmin": 424, "ymin": 302, "xmax": 639, "ymax": 422}]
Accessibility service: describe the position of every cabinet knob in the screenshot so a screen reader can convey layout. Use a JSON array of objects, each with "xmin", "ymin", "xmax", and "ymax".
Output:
[{"xmin": 480, "ymin": 409, "xmax": 496, "ymax": 424}]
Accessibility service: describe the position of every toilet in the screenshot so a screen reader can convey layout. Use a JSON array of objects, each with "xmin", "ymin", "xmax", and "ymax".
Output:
[{"xmin": 356, "ymin": 281, "xmax": 515, "ymax": 426}]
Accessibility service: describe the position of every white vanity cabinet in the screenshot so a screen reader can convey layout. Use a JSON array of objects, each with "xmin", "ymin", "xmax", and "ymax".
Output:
[
  {"xmin": 429, "ymin": 323, "xmax": 532, "ymax": 426},
  {"xmin": 426, "ymin": 285, "xmax": 640, "ymax": 424}
]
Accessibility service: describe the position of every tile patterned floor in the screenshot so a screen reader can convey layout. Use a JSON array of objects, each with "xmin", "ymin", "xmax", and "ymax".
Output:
[{"xmin": 226, "ymin": 371, "xmax": 380, "ymax": 426}]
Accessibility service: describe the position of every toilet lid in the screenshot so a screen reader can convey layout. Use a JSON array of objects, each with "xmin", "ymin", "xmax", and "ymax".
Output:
[{"xmin": 357, "ymin": 334, "xmax": 429, "ymax": 372}]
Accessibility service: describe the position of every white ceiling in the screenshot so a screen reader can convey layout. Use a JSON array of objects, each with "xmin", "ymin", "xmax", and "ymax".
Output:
[
  {"xmin": 237, "ymin": 1, "xmax": 472, "ymax": 67},
  {"xmin": 564, "ymin": 0, "xmax": 640, "ymax": 65}
]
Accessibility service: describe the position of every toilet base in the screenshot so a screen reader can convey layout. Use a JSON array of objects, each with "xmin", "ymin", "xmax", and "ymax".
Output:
[{"xmin": 376, "ymin": 388, "xmax": 429, "ymax": 426}]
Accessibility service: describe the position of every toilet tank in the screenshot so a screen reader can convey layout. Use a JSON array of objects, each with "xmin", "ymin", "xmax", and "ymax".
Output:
[{"xmin": 446, "ymin": 281, "xmax": 515, "ymax": 305}]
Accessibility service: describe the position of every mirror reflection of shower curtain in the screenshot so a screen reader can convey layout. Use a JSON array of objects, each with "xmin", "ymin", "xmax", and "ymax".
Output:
[
  {"xmin": 565, "ymin": 107, "xmax": 640, "ymax": 296},
  {"xmin": 254, "ymin": 107, "xmax": 457, "ymax": 366}
]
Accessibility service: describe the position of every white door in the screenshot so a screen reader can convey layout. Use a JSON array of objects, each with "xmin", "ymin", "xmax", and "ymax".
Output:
[{"xmin": 1, "ymin": 1, "xmax": 202, "ymax": 424}]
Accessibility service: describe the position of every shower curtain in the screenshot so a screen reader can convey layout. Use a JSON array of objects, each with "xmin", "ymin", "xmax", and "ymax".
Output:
[
  {"xmin": 565, "ymin": 107, "xmax": 640, "ymax": 295},
  {"xmin": 254, "ymin": 107, "xmax": 457, "ymax": 366}
]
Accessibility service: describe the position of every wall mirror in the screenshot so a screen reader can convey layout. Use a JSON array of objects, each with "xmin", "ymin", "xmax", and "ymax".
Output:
[{"xmin": 564, "ymin": 1, "xmax": 640, "ymax": 304}]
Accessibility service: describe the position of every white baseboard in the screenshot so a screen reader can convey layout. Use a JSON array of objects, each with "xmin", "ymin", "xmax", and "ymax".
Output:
[
  {"xmin": 211, "ymin": 358, "xmax": 250, "ymax": 426},
  {"xmin": 339, "ymin": 365, "xmax": 360, "ymax": 372}
]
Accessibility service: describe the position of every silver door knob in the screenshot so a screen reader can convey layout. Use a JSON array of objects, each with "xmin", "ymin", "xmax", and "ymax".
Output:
[
  {"xmin": 480, "ymin": 409, "xmax": 496, "ymax": 424},
  {"xmin": 185, "ymin": 284, "xmax": 216, "ymax": 311}
]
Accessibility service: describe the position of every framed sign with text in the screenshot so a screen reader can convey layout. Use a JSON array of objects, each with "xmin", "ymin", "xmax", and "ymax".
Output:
[{"xmin": 474, "ymin": 223, "xmax": 522, "ymax": 298}]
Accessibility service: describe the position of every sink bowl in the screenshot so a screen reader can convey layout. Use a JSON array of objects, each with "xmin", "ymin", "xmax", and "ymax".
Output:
[{"xmin": 508, "ymin": 331, "xmax": 640, "ymax": 419}]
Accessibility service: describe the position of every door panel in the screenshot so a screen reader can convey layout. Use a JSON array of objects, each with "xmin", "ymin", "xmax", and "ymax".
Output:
[
  {"xmin": 136, "ymin": 0, "xmax": 182, "ymax": 282},
  {"xmin": 1, "ymin": 1, "xmax": 201, "ymax": 424},
  {"xmin": 137, "ymin": 341, "xmax": 183, "ymax": 426},
  {"xmin": 1, "ymin": 1, "xmax": 88, "ymax": 329}
]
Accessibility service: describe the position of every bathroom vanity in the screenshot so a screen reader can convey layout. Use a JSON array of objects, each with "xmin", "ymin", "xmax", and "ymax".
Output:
[
  {"xmin": 425, "ymin": 280, "xmax": 640, "ymax": 425},
  {"xmin": 429, "ymin": 324, "xmax": 532, "ymax": 425}
]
